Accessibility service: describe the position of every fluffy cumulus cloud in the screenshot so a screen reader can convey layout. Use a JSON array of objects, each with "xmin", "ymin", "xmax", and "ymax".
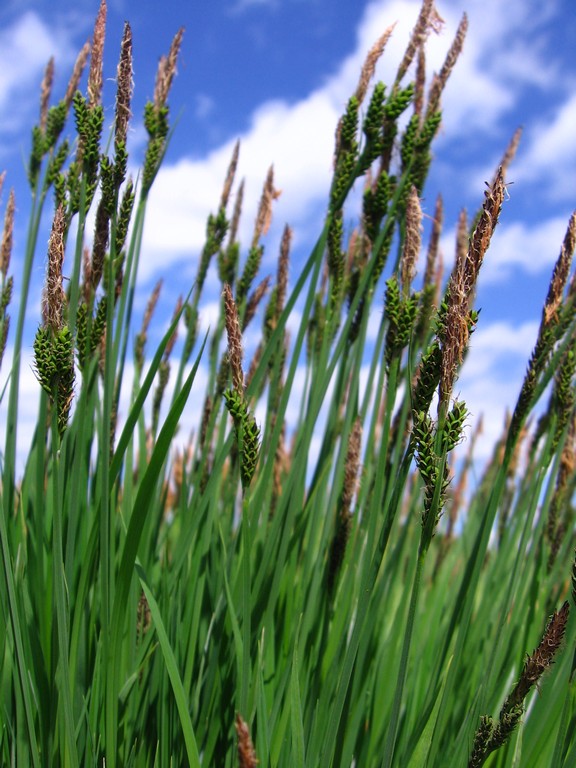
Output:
[
  {"xmin": 513, "ymin": 93, "xmax": 576, "ymax": 202},
  {"xmin": 0, "ymin": 12, "xmax": 73, "ymax": 139}
]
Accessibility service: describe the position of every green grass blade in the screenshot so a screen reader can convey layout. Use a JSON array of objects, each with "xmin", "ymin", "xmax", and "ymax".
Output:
[{"xmin": 136, "ymin": 564, "xmax": 201, "ymax": 768}]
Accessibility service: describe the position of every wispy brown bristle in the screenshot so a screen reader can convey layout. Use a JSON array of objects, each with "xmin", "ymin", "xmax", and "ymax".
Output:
[
  {"xmin": 223, "ymin": 284, "xmax": 244, "ymax": 393},
  {"xmin": 354, "ymin": 24, "xmax": 395, "ymax": 104},
  {"xmin": 88, "ymin": 0, "xmax": 107, "ymax": 107},
  {"xmin": 115, "ymin": 22, "xmax": 133, "ymax": 147},
  {"xmin": 40, "ymin": 57, "xmax": 55, "ymax": 133}
]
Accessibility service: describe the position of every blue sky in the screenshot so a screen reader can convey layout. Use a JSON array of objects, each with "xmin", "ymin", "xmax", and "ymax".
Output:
[{"xmin": 1, "ymin": 0, "xmax": 575, "ymax": 469}]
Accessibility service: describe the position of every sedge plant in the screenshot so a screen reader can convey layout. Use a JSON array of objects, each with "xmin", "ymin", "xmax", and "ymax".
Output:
[{"xmin": 1, "ymin": 1, "xmax": 576, "ymax": 766}]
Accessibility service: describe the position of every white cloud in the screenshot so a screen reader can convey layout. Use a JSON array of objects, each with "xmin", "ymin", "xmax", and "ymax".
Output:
[
  {"xmin": 0, "ymin": 12, "xmax": 73, "ymax": 138},
  {"xmin": 513, "ymin": 93, "xmax": 576, "ymax": 201},
  {"xmin": 484, "ymin": 215, "xmax": 575, "ymax": 281}
]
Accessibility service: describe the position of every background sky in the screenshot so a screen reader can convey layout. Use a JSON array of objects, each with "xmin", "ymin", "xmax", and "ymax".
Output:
[{"xmin": 0, "ymin": 0, "xmax": 575, "ymax": 474}]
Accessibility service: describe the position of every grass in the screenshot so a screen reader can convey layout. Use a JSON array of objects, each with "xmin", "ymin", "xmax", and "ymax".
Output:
[{"xmin": 1, "ymin": 0, "xmax": 576, "ymax": 765}]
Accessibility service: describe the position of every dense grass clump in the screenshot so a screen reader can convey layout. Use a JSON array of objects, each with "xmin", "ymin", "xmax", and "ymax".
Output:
[{"xmin": 1, "ymin": 1, "xmax": 576, "ymax": 765}]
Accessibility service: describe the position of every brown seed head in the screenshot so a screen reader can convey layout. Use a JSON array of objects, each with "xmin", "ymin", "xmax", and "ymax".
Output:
[
  {"xmin": 223, "ymin": 283, "xmax": 244, "ymax": 393},
  {"xmin": 277, "ymin": 224, "xmax": 292, "ymax": 312},
  {"xmin": 395, "ymin": 0, "xmax": 436, "ymax": 87},
  {"xmin": 65, "ymin": 41, "xmax": 91, "ymax": 109},
  {"xmin": 154, "ymin": 27, "xmax": 184, "ymax": 111},
  {"xmin": 0, "ymin": 189, "xmax": 15, "ymax": 277},
  {"xmin": 401, "ymin": 186, "xmax": 422, "ymax": 293},
  {"xmin": 228, "ymin": 178, "xmax": 245, "ymax": 247},
  {"xmin": 354, "ymin": 24, "xmax": 396, "ymax": 104},
  {"xmin": 220, "ymin": 140, "xmax": 240, "ymax": 210},
  {"xmin": 115, "ymin": 22, "xmax": 133, "ymax": 147},
  {"xmin": 91, "ymin": 199, "xmax": 109, "ymax": 289},
  {"xmin": 440, "ymin": 168, "xmax": 505, "ymax": 400},
  {"xmin": 88, "ymin": 0, "xmax": 107, "ymax": 108},
  {"xmin": 414, "ymin": 45, "xmax": 426, "ymax": 118},
  {"xmin": 342, "ymin": 417, "xmax": 363, "ymax": 514},
  {"xmin": 42, "ymin": 204, "xmax": 67, "ymax": 331},
  {"xmin": 426, "ymin": 13, "xmax": 467, "ymax": 117},
  {"xmin": 423, "ymin": 193, "xmax": 443, "ymax": 288},
  {"xmin": 543, "ymin": 211, "xmax": 576, "ymax": 326},
  {"xmin": 244, "ymin": 276, "xmax": 271, "ymax": 330},
  {"xmin": 498, "ymin": 126, "xmax": 522, "ymax": 182},
  {"xmin": 235, "ymin": 714, "xmax": 258, "ymax": 768},
  {"xmin": 252, "ymin": 166, "xmax": 281, "ymax": 248},
  {"xmin": 510, "ymin": 601, "xmax": 569, "ymax": 705},
  {"xmin": 455, "ymin": 207, "xmax": 468, "ymax": 279},
  {"xmin": 40, "ymin": 57, "xmax": 55, "ymax": 133}
]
